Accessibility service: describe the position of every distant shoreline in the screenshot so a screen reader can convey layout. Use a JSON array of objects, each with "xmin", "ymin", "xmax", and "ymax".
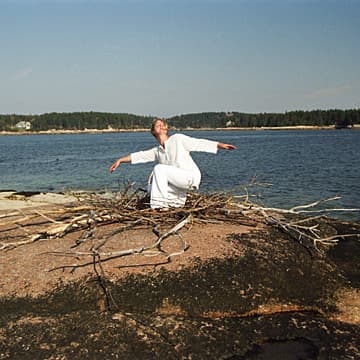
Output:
[{"xmin": 1, "ymin": 124, "xmax": 359, "ymax": 136}]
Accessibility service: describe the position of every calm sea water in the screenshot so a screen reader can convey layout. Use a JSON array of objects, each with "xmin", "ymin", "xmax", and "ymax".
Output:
[{"xmin": 0, "ymin": 130, "xmax": 359, "ymax": 220}]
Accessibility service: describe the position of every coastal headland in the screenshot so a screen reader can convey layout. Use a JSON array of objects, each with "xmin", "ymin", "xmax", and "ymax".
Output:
[
  {"xmin": 1, "ymin": 109, "xmax": 359, "ymax": 136},
  {"xmin": 0, "ymin": 191, "xmax": 359, "ymax": 358}
]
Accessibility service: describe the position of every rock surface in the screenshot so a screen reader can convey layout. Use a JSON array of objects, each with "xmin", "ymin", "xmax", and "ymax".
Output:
[{"xmin": 0, "ymin": 200, "xmax": 359, "ymax": 359}]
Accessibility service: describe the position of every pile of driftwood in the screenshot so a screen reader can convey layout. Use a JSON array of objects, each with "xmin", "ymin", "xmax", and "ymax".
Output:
[{"xmin": 0, "ymin": 188, "xmax": 359, "ymax": 270}]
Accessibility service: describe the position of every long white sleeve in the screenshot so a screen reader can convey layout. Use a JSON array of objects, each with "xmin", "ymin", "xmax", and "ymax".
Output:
[
  {"xmin": 179, "ymin": 134, "xmax": 218, "ymax": 154},
  {"xmin": 130, "ymin": 147, "xmax": 157, "ymax": 164}
]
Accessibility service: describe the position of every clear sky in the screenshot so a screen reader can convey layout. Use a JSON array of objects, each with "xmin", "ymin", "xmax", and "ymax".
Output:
[{"xmin": 1, "ymin": 0, "xmax": 359, "ymax": 118}]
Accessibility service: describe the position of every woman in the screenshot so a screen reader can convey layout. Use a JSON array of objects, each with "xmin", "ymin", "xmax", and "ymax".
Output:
[{"xmin": 109, "ymin": 118, "xmax": 236, "ymax": 209}]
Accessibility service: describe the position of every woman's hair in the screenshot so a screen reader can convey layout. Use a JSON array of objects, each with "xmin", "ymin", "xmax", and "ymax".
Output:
[{"xmin": 150, "ymin": 118, "xmax": 169, "ymax": 136}]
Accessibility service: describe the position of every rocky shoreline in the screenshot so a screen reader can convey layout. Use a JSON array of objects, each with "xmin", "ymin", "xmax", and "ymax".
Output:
[
  {"xmin": 0, "ymin": 193, "xmax": 359, "ymax": 359},
  {"xmin": 2, "ymin": 125, "xmax": 360, "ymax": 137}
]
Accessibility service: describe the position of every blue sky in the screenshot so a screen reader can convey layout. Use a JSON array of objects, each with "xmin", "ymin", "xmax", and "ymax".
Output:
[{"xmin": 1, "ymin": 0, "xmax": 359, "ymax": 117}]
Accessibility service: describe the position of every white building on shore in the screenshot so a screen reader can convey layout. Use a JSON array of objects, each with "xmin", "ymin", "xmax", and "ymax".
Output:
[{"xmin": 15, "ymin": 121, "xmax": 32, "ymax": 130}]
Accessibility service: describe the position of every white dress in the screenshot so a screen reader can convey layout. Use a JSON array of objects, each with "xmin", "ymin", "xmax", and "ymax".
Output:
[{"xmin": 130, "ymin": 133, "xmax": 218, "ymax": 208}]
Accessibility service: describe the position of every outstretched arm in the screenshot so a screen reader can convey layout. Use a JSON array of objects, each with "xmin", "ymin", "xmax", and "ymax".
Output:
[
  {"xmin": 180, "ymin": 134, "xmax": 236, "ymax": 153},
  {"xmin": 109, "ymin": 154, "xmax": 131, "ymax": 173},
  {"xmin": 217, "ymin": 142, "xmax": 237, "ymax": 150}
]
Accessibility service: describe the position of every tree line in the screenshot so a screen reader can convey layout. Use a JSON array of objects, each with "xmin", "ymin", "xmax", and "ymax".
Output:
[
  {"xmin": 170, "ymin": 109, "xmax": 359, "ymax": 129},
  {"xmin": 0, "ymin": 109, "xmax": 359, "ymax": 131}
]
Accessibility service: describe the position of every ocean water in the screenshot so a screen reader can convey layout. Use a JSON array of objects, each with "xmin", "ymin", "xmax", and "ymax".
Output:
[{"xmin": 0, "ymin": 130, "xmax": 359, "ymax": 220}]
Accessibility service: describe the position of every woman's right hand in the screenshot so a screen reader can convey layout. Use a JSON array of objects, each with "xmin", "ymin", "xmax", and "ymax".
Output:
[
  {"xmin": 109, "ymin": 160, "xmax": 121, "ymax": 173},
  {"xmin": 109, "ymin": 155, "xmax": 131, "ymax": 173}
]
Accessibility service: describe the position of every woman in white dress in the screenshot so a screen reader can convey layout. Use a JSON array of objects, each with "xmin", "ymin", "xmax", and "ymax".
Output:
[{"xmin": 109, "ymin": 118, "xmax": 236, "ymax": 209}]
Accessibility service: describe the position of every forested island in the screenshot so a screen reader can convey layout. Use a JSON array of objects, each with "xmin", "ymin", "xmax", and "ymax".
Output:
[{"xmin": 1, "ymin": 108, "xmax": 359, "ymax": 132}]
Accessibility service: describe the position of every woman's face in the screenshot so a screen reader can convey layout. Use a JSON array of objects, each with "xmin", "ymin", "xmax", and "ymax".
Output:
[{"xmin": 153, "ymin": 120, "xmax": 168, "ymax": 136}]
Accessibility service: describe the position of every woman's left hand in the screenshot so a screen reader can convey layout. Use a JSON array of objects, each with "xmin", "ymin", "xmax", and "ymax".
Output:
[{"xmin": 218, "ymin": 142, "xmax": 237, "ymax": 150}]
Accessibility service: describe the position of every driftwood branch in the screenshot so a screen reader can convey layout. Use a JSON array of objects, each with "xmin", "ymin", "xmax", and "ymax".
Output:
[
  {"xmin": 47, "ymin": 215, "xmax": 191, "ymax": 272},
  {"xmin": 1, "ymin": 188, "xmax": 359, "ymax": 267},
  {"xmin": 2, "ymin": 187, "xmax": 358, "ymax": 316}
]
